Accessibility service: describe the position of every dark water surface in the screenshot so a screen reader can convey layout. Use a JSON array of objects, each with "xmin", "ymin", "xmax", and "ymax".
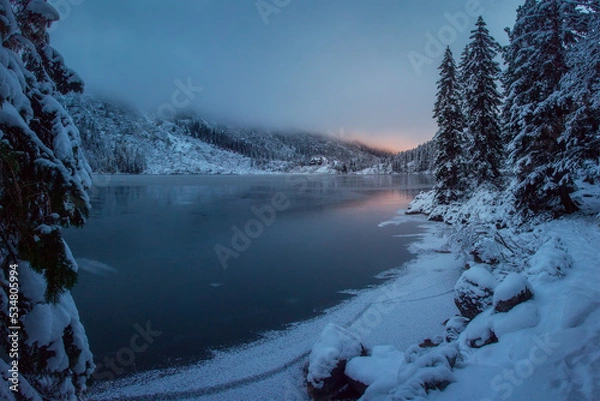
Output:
[{"xmin": 64, "ymin": 174, "xmax": 432, "ymax": 374}]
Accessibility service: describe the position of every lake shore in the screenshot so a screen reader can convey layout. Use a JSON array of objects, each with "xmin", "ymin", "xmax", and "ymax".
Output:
[{"xmin": 86, "ymin": 211, "xmax": 461, "ymax": 401}]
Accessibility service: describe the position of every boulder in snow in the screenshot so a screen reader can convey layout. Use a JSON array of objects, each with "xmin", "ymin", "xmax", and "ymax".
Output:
[
  {"xmin": 467, "ymin": 326, "xmax": 498, "ymax": 348},
  {"xmin": 454, "ymin": 266, "xmax": 497, "ymax": 319},
  {"xmin": 307, "ymin": 323, "xmax": 366, "ymax": 400},
  {"xmin": 345, "ymin": 345, "xmax": 404, "ymax": 397},
  {"xmin": 443, "ymin": 316, "xmax": 470, "ymax": 342},
  {"xmin": 493, "ymin": 273, "xmax": 533, "ymax": 313},
  {"xmin": 470, "ymin": 236, "xmax": 504, "ymax": 265},
  {"xmin": 392, "ymin": 344, "xmax": 457, "ymax": 400},
  {"xmin": 406, "ymin": 191, "xmax": 435, "ymax": 215},
  {"xmin": 491, "ymin": 302, "xmax": 539, "ymax": 338},
  {"xmin": 461, "ymin": 314, "xmax": 498, "ymax": 349},
  {"xmin": 419, "ymin": 336, "xmax": 444, "ymax": 348},
  {"xmin": 527, "ymin": 237, "xmax": 571, "ymax": 282}
]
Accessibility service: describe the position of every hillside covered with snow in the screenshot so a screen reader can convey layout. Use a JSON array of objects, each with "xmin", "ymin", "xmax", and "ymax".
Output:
[{"xmin": 63, "ymin": 94, "xmax": 400, "ymax": 176}]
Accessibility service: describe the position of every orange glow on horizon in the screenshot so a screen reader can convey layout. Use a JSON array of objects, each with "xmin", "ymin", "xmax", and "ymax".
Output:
[{"xmin": 339, "ymin": 132, "xmax": 428, "ymax": 154}]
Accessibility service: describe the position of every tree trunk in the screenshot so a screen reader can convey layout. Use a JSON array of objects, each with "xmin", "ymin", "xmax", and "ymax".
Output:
[{"xmin": 559, "ymin": 185, "xmax": 579, "ymax": 214}]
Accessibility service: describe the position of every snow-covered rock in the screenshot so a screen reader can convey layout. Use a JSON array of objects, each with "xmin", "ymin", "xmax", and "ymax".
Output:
[
  {"xmin": 454, "ymin": 266, "xmax": 497, "ymax": 319},
  {"xmin": 344, "ymin": 345, "xmax": 404, "ymax": 396},
  {"xmin": 460, "ymin": 311, "xmax": 498, "ymax": 349},
  {"xmin": 493, "ymin": 273, "xmax": 533, "ymax": 313},
  {"xmin": 307, "ymin": 324, "xmax": 365, "ymax": 399},
  {"xmin": 418, "ymin": 336, "xmax": 444, "ymax": 348},
  {"xmin": 491, "ymin": 301, "xmax": 539, "ymax": 338},
  {"xmin": 344, "ymin": 344, "xmax": 456, "ymax": 401},
  {"xmin": 406, "ymin": 190, "xmax": 435, "ymax": 215},
  {"xmin": 526, "ymin": 236, "xmax": 571, "ymax": 283},
  {"xmin": 468, "ymin": 233, "xmax": 509, "ymax": 265},
  {"xmin": 391, "ymin": 344, "xmax": 457, "ymax": 400},
  {"xmin": 443, "ymin": 316, "xmax": 470, "ymax": 342}
]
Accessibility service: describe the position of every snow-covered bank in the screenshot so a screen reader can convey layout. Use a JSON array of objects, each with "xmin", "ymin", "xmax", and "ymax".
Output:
[
  {"xmin": 430, "ymin": 217, "xmax": 600, "ymax": 401},
  {"xmin": 307, "ymin": 183, "xmax": 599, "ymax": 401},
  {"xmin": 86, "ymin": 214, "xmax": 462, "ymax": 401}
]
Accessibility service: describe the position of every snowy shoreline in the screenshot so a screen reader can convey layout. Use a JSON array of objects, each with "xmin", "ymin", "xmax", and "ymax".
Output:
[
  {"xmin": 86, "ymin": 211, "xmax": 462, "ymax": 401},
  {"xmin": 86, "ymin": 187, "xmax": 600, "ymax": 401},
  {"xmin": 428, "ymin": 214, "xmax": 600, "ymax": 401},
  {"xmin": 304, "ymin": 185, "xmax": 600, "ymax": 401}
]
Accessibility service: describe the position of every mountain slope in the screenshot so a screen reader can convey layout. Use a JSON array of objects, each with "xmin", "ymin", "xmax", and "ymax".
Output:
[{"xmin": 63, "ymin": 94, "xmax": 397, "ymax": 175}]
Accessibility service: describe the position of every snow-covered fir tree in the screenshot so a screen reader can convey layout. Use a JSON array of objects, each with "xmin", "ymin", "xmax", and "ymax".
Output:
[
  {"xmin": 556, "ymin": 1, "xmax": 600, "ymax": 183},
  {"xmin": 504, "ymin": 0, "xmax": 579, "ymax": 215},
  {"xmin": 501, "ymin": 0, "xmax": 535, "ymax": 149},
  {"xmin": 460, "ymin": 16, "xmax": 503, "ymax": 187},
  {"xmin": 0, "ymin": 1, "xmax": 94, "ymax": 399},
  {"xmin": 432, "ymin": 47, "xmax": 468, "ymax": 205},
  {"xmin": 502, "ymin": 0, "xmax": 536, "ymax": 145},
  {"xmin": 457, "ymin": 44, "xmax": 471, "ymax": 120}
]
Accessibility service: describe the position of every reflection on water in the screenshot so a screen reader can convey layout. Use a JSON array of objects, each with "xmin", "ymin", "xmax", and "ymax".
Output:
[{"xmin": 65, "ymin": 174, "xmax": 432, "ymax": 373}]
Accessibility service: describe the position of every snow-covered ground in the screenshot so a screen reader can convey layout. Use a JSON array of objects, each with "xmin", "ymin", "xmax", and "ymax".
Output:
[
  {"xmin": 86, "ymin": 213, "xmax": 463, "ymax": 401},
  {"xmin": 309, "ymin": 182, "xmax": 599, "ymax": 401},
  {"xmin": 430, "ymin": 216, "xmax": 600, "ymax": 401}
]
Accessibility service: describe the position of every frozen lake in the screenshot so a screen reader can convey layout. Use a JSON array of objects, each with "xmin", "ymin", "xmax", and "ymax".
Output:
[{"xmin": 64, "ymin": 174, "xmax": 432, "ymax": 376}]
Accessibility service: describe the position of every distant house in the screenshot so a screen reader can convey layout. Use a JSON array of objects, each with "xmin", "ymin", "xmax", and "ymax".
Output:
[{"xmin": 310, "ymin": 156, "xmax": 327, "ymax": 166}]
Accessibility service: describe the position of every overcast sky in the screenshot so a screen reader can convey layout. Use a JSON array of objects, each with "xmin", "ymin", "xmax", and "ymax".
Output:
[{"xmin": 50, "ymin": 0, "xmax": 522, "ymax": 151}]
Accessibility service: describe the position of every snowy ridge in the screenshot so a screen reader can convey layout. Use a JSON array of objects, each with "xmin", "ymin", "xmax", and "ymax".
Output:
[{"xmin": 62, "ymin": 94, "xmax": 396, "ymax": 176}]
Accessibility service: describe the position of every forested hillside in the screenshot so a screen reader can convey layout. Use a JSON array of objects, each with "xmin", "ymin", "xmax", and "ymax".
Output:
[
  {"xmin": 391, "ymin": 141, "xmax": 436, "ymax": 174},
  {"xmin": 64, "ymin": 94, "xmax": 399, "ymax": 175}
]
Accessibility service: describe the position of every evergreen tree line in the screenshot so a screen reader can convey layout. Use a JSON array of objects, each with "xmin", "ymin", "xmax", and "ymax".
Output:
[
  {"xmin": 433, "ymin": 2, "xmax": 600, "ymax": 217},
  {"xmin": 183, "ymin": 119, "xmax": 393, "ymax": 172},
  {"xmin": 391, "ymin": 141, "xmax": 436, "ymax": 173},
  {"xmin": 64, "ymin": 95, "xmax": 396, "ymax": 175},
  {"xmin": 78, "ymin": 120, "xmax": 147, "ymax": 173},
  {"xmin": 186, "ymin": 120, "xmax": 274, "ymax": 160},
  {"xmin": 67, "ymin": 99, "xmax": 147, "ymax": 174}
]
